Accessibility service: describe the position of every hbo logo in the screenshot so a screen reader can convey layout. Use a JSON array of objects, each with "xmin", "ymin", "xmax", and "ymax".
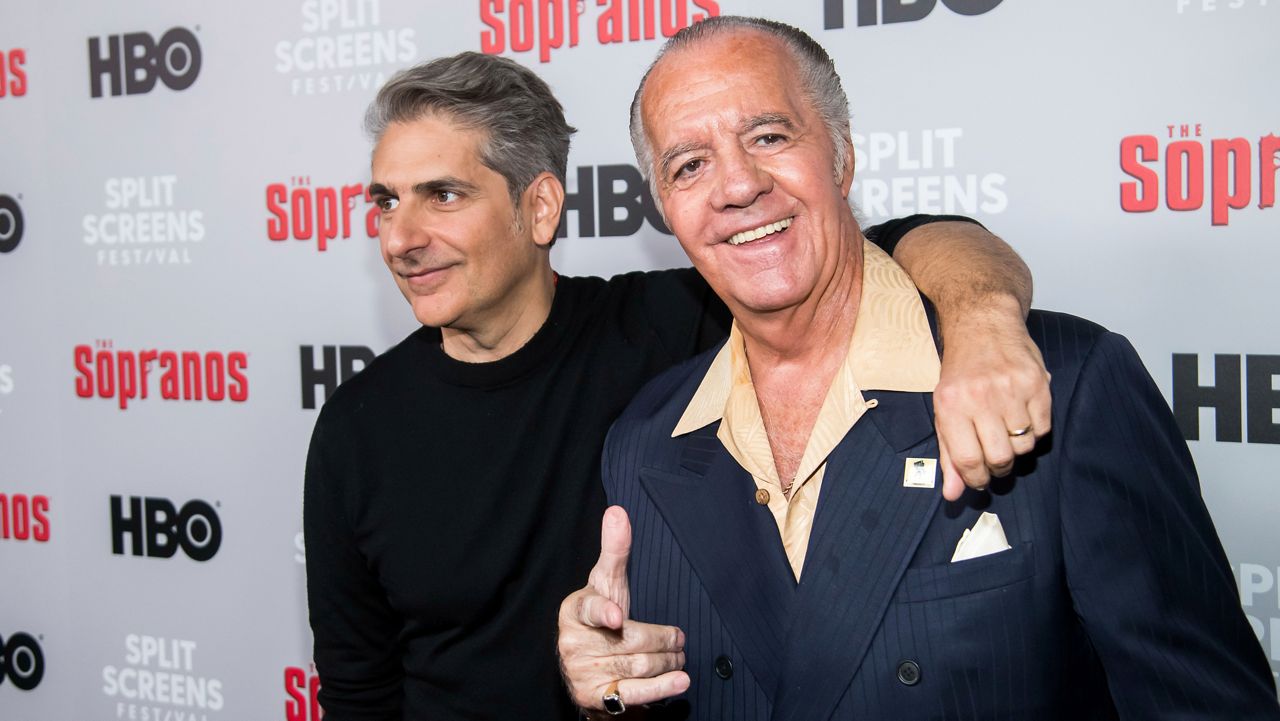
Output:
[
  {"xmin": 110, "ymin": 496, "xmax": 222, "ymax": 562},
  {"xmin": 0, "ymin": 633, "xmax": 44, "ymax": 691},
  {"xmin": 88, "ymin": 28, "xmax": 201, "ymax": 98},
  {"xmin": 0, "ymin": 194, "xmax": 22, "ymax": 255}
]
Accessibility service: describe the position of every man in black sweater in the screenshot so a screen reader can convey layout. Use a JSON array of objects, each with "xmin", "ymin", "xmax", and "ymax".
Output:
[{"xmin": 304, "ymin": 52, "xmax": 1049, "ymax": 720}]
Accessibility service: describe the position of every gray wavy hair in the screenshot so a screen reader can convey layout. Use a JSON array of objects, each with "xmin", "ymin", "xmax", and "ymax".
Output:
[
  {"xmin": 366, "ymin": 52, "xmax": 577, "ymax": 209},
  {"xmin": 629, "ymin": 16, "xmax": 852, "ymax": 199}
]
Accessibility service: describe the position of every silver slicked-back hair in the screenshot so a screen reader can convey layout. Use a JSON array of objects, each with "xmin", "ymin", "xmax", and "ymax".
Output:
[
  {"xmin": 629, "ymin": 16, "xmax": 852, "ymax": 198},
  {"xmin": 366, "ymin": 52, "xmax": 577, "ymax": 209}
]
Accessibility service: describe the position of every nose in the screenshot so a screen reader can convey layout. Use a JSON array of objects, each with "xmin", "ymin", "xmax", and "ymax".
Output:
[
  {"xmin": 710, "ymin": 145, "xmax": 772, "ymax": 211},
  {"xmin": 380, "ymin": 201, "xmax": 429, "ymax": 259}
]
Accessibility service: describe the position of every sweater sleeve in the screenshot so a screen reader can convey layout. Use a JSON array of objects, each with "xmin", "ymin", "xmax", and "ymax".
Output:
[{"xmin": 304, "ymin": 410, "xmax": 405, "ymax": 721}]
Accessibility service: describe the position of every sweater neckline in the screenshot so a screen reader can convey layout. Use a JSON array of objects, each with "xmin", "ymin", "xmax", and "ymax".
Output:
[{"xmin": 416, "ymin": 276, "xmax": 579, "ymax": 389}]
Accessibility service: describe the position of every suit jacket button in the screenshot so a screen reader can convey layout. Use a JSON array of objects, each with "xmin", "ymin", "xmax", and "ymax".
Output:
[
  {"xmin": 714, "ymin": 655, "xmax": 734, "ymax": 680},
  {"xmin": 754, "ymin": 489, "xmax": 770, "ymax": 505},
  {"xmin": 896, "ymin": 660, "xmax": 921, "ymax": 686}
]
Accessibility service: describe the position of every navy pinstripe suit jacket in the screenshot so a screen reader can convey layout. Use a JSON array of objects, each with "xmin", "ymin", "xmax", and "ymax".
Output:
[{"xmin": 602, "ymin": 310, "xmax": 1278, "ymax": 720}]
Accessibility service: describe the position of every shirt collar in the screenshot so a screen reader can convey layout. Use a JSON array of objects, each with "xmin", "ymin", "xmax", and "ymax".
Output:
[{"xmin": 672, "ymin": 239, "xmax": 941, "ymax": 437}]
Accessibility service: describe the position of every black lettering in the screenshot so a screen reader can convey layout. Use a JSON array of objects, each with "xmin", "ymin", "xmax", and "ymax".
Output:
[
  {"xmin": 557, "ymin": 165, "xmax": 596, "ymax": 239},
  {"xmin": 300, "ymin": 345, "xmax": 338, "ymax": 410},
  {"xmin": 144, "ymin": 497, "xmax": 178, "ymax": 558},
  {"xmin": 940, "ymin": 0, "xmax": 1004, "ymax": 16},
  {"xmin": 110, "ymin": 495, "xmax": 144, "ymax": 556},
  {"xmin": 0, "ymin": 194, "xmax": 22, "ymax": 254},
  {"xmin": 824, "ymin": 0, "xmax": 846, "ymax": 29},
  {"xmin": 339, "ymin": 346, "xmax": 375, "ymax": 383},
  {"xmin": 1246, "ymin": 355, "xmax": 1280, "ymax": 445},
  {"xmin": 177, "ymin": 500, "xmax": 221, "ymax": 562},
  {"xmin": 2, "ymin": 633, "xmax": 44, "ymax": 691},
  {"xmin": 122, "ymin": 32, "xmax": 158, "ymax": 95},
  {"xmin": 1172, "ymin": 353, "xmax": 1242, "ymax": 442},
  {"xmin": 88, "ymin": 35, "xmax": 122, "ymax": 98},
  {"xmin": 883, "ymin": 0, "xmax": 936, "ymax": 24}
]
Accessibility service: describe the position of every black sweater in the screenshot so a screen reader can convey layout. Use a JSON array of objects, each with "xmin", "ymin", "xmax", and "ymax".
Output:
[{"xmin": 304, "ymin": 221, "xmax": 925, "ymax": 720}]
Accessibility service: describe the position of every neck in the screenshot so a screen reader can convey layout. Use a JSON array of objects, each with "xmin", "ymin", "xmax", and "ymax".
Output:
[
  {"xmin": 736, "ymin": 231, "xmax": 864, "ymax": 374},
  {"xmin": 440, "ymin": 264, "xmax": 556, "ymax": 363}
]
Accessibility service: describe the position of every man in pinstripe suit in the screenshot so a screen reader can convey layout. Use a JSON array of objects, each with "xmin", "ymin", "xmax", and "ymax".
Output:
[{"xmin": 557, "ymin": 16, "xmax": 1279, "ymax": 720}]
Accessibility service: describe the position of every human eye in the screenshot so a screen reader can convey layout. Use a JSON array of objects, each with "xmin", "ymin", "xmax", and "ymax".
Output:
[
  {"xmin": 673, "ymin": 158, "xmax": 704, "ymax": 181},
  {"xmin": 434, "ymin": 190, "xmax": 460, "ymax": 204},
  {"xmin": 755, "ymin": 132, "xmax": 787, "ymax": 146},
  {"xmin": 376, "ymin": 196, "xmax": 399, "ymax": 212}
]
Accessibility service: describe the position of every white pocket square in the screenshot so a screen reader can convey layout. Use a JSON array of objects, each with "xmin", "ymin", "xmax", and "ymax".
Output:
[{"xmin": 950, "ymin": 512, "xmax": 1012, "ymax": 562}]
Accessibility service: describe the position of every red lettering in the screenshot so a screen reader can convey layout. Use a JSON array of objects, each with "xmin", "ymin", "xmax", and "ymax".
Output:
[
  {"xmin": 181, "ymin": 351, "xmax": 203, "ymax": 401},
  {"xmin": 1258, "ymin": 134, "xmax": 1278, "ymax": 211},
  {"xmin": 598, "ymin": 0, "xmax": 624, "ymax": 42},
  {"xmin": 661, "ymin": 0, "xmax": 687, "ymax": 36},
  {"xmin": 285, "ymin": 667, "xmax": 307, "ymax": 721},
  {"xmin": 32, "ymin": 495, "xmax": 49, "ymax": 543},
  {"xmin": 316, "ymin": 187, "xmax": 338, "ymax": 252},
  {"xmin": 1211, "ymin": 138, "xmax": 1251, "ymax": 226},
  {"xmin": 691, "ymin": 0, "xmax": 719, "ymax": 22},
  {"xmin": 205, "ymin": 353, "xmax": 226, "ymax": 401},
  {"xmin": 538, "ymin": 0, "xmax": 565, "ymax": 63},
  {"xmin": 9, "ymin": 50, "xmax": 25, "ymax": 97},
  {"xmin": 96, "ymin": 350, "xmax": 115, "ymax": 398},
  {"xmin": 267, "ymin": 184, "xmax": 289, "ymax": 241},
  {"xmin": 628, "ymin": 0, "xmax": 641, "ymax": 41},
  {"xmin": 0, "ymin": 494, "xmax": 8, "ymax": 538},
  {"xmin": 228, "ymin": 352, "xmax": 249, "ymax": 402},
  {"xmin": 74, "ymin": 345, "xmax": 94, "ymax": 397},
  {"xmin": 159, "ymin": 352, "xmax": 179, "ymax": 399},
  {"xmin": 480, "ymin": 0, "xmax": 506, "ymax": 54},
  {"xmin": 291, "ymin": 188, "xmax": 314, "ymax": 240},
  {"xmin": 139, "ymin": 349, "xmax": 158, "ymax": 400},
  {"xmin": 365, "ymin": 188, "xmax": 380, "ymax": 237},
  {"xmin": 117, "ymin": 350, "xmax": 137, "ymax": 410},
  {"xmin": 1165, "ymin": 140, "xmax": 1204, "ymax": 211},
  {"xmin": 341, "ymin": 184, "xmax": 363, "ymax": 238},
  {"xmin": 1119, "ymin": 135, "xmax": 1159, "ymax": 213},
  {"xmin": 12, "ymin": 494, "xmax": 29, "ymax": 540},
  {"xmin": 511, "ymin": 0, "xmax": 535, "ymax": 51}
]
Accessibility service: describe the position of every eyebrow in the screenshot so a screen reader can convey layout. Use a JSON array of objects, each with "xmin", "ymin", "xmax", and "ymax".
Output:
[
  {"xmin": 655, "ymin": 113, "xmax": 800, "ymax": 180},
  {"xmin": 657, "ymin": 141, "xmax": 705, "ymax": 181},
  {"xmin": 742, "ymin": 113, "xmax": 796, "ymax": 134},
  {"xmin": 367, "ymin": 176, "xmax": 482, "ymax": 198}
]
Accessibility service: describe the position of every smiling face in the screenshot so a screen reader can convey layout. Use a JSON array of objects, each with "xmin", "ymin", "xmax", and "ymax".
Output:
[
  {"xmin": 370, "ymin": 113, "xmax": 548, "ymax": 333},
  {"xmin": 641, "ymin": 30, "xmax": 859, "ymax": 318}
]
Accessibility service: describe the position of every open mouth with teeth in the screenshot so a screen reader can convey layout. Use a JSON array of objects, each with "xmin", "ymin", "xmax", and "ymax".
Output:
[{"xmin": 726, "ymin": 217, "xmax": 793, "ymax": 246}]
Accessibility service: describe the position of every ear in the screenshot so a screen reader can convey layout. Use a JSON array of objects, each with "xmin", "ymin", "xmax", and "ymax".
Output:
[
  {"xmin": 526, "ymin": 172, "xmax": 565, "ymax": 248},
  {"xmin": 838, "ymin": 132, "xmax": 855, "ymax": 199}
]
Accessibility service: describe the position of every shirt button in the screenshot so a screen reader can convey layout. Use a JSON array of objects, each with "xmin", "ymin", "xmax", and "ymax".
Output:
[
  {"xmin": 896, "ymin": 660, "xmax": 921, "ymax": 686},
  {"xmin": 754, "ymin": 488, "xmax": 770, "ymax": 505},
  {"xmin": 714, "ymin": 655, "xmax": 734, "ymax": 680}
]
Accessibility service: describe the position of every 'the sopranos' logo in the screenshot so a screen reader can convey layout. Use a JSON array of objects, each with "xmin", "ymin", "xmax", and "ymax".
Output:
[
  {"xmin": 266, "ymin": 177, "xmax": 378, "ymax": 251},
  {"xmin": 88, "ymin": 27, "xmax": 202, "ymax": 98},
  {"xmin": 284, "ymin": 664, "xmax": 323, "ymax": 721},
  {"xmin": 103, "ymin": 634, "xmax": 224, "ymax": 719},
  {"xmin": 824, "ymin": 0, "xmax": 1003, "ymax": 29},
  {"xmin": 852, "ymin": 128, "xmax": 1008, "ymax": 217},
  {"xmin": 275, "ymin": 0, "xmax": 417, "ymax": 95},
  {"xmin": 82, "ymin": 176, "xmax": 206, "ymax": 266},
  {"xmin": 75, "ymin": 341, "xmax": 249, "ymax": 409},
  {"xmin": 1, "ymin": 493, "xmax": 50, "ymax": 543},
  {"xmin": 0, "ymin": 194, "xmax": 24, "ymax": 254},
  {"xmin": 0, "ymin": 632, "xmax": 44, "ymax": 691},
  {"xmin": 1120, "ymin": 125, "xmax": 1278, "ymax": 226},
  {"xmin": 0, "ymin": 49, "xmax": 27, "ymax": 98},
  {"xmin": 480, "ymin": 0, "xmax": 719, "ymax": 63},
  {"xmin": 110, "ymin": 496, "xmax": 222, "ymax": 562}
]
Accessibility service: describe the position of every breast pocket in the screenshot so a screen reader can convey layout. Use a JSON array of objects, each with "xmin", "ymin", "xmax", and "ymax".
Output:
[{"xmin": 896, "ymin": 541, "xmax": 1036, "ymax": 603}]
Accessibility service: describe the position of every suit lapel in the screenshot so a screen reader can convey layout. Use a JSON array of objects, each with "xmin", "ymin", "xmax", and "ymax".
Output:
[
  {"xmin": 639, "ymin": 423, "xmax": 794, "ymax": 701},
  {"xmin": 773, "ymin": 391, "xmax": 940, "ymax": 721}
]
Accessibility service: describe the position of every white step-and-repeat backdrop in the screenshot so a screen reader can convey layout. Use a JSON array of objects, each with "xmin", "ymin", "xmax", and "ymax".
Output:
[{"xmin": 1, "ymin": 1, "xmax": 1276, "ymax": 718}]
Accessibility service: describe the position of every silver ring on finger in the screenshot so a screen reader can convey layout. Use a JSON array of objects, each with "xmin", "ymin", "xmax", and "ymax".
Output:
[{"xmin": 602, "ymin": 680, "xmax": 626, "ymax": 715}]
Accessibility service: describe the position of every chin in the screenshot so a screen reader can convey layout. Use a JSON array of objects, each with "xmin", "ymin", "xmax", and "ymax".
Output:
[{"xmin": 409, "ymin": 298, "xmax": 462, "ymax": 329}]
